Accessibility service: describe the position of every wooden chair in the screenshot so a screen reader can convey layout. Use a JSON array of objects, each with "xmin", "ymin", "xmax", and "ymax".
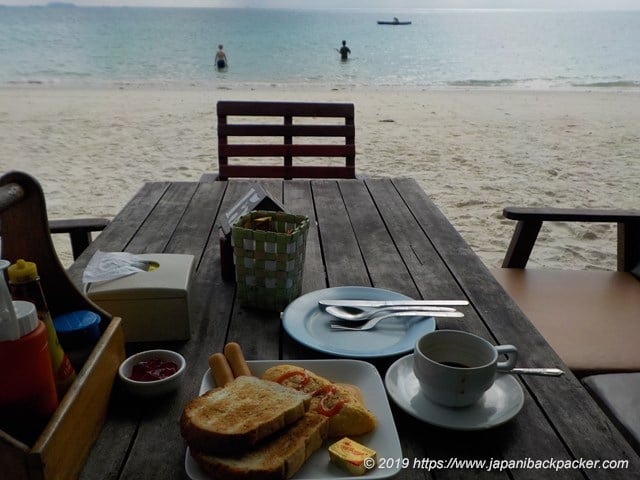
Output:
[
  {"xmin": 0, "ymin": 170, "xmax": 115, "ymax": 328},
  {"xmin": 216, "ymin": 100, "xmax": 356, "ymax": 180},
  {"xmin": 0, "ymin": 171, "xmax": 109, "ymax": 261},
  {"xmin": 0, "ymin": 170, "xmax": 124, "ymax": 480},
  {"xmin": 50, "ymin": 217, "xmax": 109, "ymax": 260},
  {"xmin": 491, "ymin": 207, "xmax": 640, "ymax": 375}
]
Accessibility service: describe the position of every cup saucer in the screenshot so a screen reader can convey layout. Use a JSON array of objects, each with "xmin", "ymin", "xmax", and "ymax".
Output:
[{"xmin": 384, "ymin": 354, "xmax": 524, "ymax": 430}]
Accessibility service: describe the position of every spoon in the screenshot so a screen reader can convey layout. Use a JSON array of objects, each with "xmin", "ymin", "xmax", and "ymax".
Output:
[
  {"xmin": 500, "ymin": 367, "xmax": 564, "ymax": 377},
  {"xmin": 330, "ymin": 310, "xmax": 464, "ymax": 331},
  {"xmin": 325, "ymin": 305, "xmax": 457, "ymax": 322}
]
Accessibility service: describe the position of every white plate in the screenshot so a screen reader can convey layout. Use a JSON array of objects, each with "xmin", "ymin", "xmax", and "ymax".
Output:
[
  {"xmin": 185, "ymin": 359, "xmax": 402, "ymax": 480},
  {"xmin": 385, "ymin": 354, "xmax": 524, "ymax": 430},
  {"xmin": 281, "ymin": 286, "xmax": 436, "ymax": 358}
]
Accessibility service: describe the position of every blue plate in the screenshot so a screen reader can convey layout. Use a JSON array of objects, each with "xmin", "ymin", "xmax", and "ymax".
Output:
[{"xmin": 281, "ymin": 286, "xmax": 436, "ymax": 358}]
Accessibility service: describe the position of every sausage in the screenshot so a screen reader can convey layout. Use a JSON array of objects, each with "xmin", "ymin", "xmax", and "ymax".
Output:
[
  {"xmin": 208, "ymin": 352, "xmax": 234, "ymax": 387},
  {"xmin": 223, "ymin": 342, "xmax": 252, "ymax": 378}
]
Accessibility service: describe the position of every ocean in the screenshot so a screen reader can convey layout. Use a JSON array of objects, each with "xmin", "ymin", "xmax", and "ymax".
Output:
[{"xmin": 1, "ymin": 5, "xmax": 639, "ymax": 90}]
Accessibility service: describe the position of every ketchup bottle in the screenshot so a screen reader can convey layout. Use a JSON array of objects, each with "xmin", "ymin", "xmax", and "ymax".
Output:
[
  {"xmin": 8, "ymin": 259, "xmax": 76, "ymax": 398},
  {"xmin": 0, "ymin": 299, "xmax": 58, "ymax": 445}
]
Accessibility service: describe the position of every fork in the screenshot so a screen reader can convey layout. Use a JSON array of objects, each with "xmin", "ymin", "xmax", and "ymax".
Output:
[
  {"xmin": 325, "ymin": 305, "xmax": 457, "ymax": 322},
  {"xmin": 330, "ymin": 310, "xmax": 464, "ymax": 331}
]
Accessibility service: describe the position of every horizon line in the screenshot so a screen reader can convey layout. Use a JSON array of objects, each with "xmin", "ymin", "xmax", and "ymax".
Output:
[{"xmin": 3, "ymin": 3, "xmax": 640, "ymax": 11}]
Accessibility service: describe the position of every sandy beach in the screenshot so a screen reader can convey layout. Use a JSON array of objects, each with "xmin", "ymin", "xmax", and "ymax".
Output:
[{"xmin": 1, "ymin": 86, "xmax": 639, "ymax": 269}]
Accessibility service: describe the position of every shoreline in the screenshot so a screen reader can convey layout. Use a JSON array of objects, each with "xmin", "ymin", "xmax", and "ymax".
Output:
[
  {"xmin": 3, "ymin": 81, "xmax": 640, "ymax": 94},
  {"xmin": 2, "ymin": 86, "xmax": 639, "ymax": 269}
]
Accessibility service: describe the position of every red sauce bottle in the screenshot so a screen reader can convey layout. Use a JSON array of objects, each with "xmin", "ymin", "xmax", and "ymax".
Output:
[{"xmin": 0, "ymin": 300, "xmax": 58, "ymax": 445}]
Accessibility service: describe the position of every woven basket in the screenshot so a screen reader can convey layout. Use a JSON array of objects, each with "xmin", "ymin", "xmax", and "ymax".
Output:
[{"xmin": 231, "ymin": 210, "xmax": 310, "ymax": 311}]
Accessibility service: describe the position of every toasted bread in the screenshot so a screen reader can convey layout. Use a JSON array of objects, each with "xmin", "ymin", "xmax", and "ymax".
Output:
[
  {"xmin": 261, "ymin": 365, "xmax": 377, "ymax": 437},
  {"xmin": 180, "ymin": 376, "xmax": 311, "ymax": 454},
  {"xmin": 191, "ymin": 413, "xmax": 329, "ymax": 480}
]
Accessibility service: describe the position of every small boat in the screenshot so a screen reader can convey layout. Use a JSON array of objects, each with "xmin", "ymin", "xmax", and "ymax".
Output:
[{"xmin": 377, "ymin": 18, "xmax": 411, "ymax": 25}]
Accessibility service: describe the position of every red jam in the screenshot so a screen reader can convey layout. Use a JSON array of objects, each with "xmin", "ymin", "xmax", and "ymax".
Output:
[{"xmin": 130, "ymin": 358, "xmax": 178, "ymax": 382}]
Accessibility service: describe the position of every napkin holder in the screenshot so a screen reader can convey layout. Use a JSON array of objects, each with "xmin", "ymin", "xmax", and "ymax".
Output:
[
  {"xmin": 87, "ymin": 253, "xmax": 194, "ymax": 342},
  {"xmin": 219, "ymin": 184, "xmax": 285, "ymax": 282}
]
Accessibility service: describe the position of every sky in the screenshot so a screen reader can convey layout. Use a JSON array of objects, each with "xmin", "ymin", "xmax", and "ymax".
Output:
[{"xmin": 2, "ymin": 0, "xmax": 640, "ymax": 9}]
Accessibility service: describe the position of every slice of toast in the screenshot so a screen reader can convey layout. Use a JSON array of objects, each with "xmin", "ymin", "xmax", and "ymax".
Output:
[
  {"xmin": 191, "ymin": 413, "xmax": 329, "ymax": 480},
  {"xmin": 180, "ymin": 376, "xmax": 311, "ymax": 454}
]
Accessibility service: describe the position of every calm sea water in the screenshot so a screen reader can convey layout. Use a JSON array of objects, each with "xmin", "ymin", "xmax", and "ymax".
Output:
[{"xmin": 1, "ymin": 6, "xmax": 639, "ymax": 90}]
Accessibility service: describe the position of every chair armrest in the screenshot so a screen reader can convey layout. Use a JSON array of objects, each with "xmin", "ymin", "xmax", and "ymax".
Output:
[
  {"xmin": 501, "ymin": 207, "xmax": 640, "ymax": 271},
  {"xmin": 49, "ymin": 217, "xmax": 110, "ymax": 260},
  {"xmin": 503, "ymin": 207, "xmax": 640, "ymax": 223}
]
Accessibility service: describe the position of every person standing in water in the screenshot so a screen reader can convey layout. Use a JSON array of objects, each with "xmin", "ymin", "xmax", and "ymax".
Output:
[
  {"xmin": 215, "ymin": 44, "xmax": 228, "ymax": 69},
  {"xmin": 338, "ymin": 40, "xmax": 351, "ymax": 61}
]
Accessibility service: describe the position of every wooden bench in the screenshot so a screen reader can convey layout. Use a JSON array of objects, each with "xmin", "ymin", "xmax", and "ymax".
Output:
[
  {"xmin": 216, "ymin": 100, "xmax": 356, "ymax": 180},
  {"xmin": 491, "ymin": 206, "xmax": 640, "ymax": 375}
]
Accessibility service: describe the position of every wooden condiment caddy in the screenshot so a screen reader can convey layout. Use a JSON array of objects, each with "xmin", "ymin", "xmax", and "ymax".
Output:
[{"xmin": 0, "ymin": 171, "xmax": 125, "ymax": 480}]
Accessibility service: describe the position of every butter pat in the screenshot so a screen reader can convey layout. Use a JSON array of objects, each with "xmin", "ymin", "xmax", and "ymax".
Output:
[{"xmin": 328, "ymin": 437, "xmax": 377, "ymax": 476}]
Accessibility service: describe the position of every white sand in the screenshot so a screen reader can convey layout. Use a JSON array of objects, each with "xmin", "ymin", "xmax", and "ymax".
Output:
[{"xmin": 1, "ymin": 86, "xmax": 639, "ymax": 269}]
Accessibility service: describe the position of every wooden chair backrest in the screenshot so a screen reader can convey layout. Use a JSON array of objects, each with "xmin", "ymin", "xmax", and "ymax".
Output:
[
  {"xmin": 217, "ymin": 100, "xmax": 356, "ymax": 180},
  {"xmin": 0, "ymin": 171, "xmax": 110, "ymax": 321}
]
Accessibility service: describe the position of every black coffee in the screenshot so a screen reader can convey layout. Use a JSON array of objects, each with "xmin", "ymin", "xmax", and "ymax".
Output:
[{"xmin": 439, "ymin": 361, "xmax": 470, "ymax": 368}]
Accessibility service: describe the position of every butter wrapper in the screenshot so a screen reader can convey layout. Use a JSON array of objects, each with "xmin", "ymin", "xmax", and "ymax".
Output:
[{"xmin": 328, "ymin": 437, "xmax": 377, "ymax": 475}]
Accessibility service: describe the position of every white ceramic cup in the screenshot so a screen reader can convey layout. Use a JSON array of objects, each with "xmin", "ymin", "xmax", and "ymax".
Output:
[{"xmin": 413, "ymin": 330, "xmax": 518, "ymax": 407}]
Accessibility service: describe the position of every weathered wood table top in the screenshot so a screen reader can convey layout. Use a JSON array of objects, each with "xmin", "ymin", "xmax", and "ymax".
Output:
[{"xmin": 68, "ymin": 178, "xmax": 640, "ymax": 479}]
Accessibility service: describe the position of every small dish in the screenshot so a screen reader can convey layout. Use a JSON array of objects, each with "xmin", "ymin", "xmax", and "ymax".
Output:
[
  {"xmin": 385, "ymin": 354, "xmax": 524, "ymax": 430},
  {"xmin": 118, "ymin": 349, "xmax": 186, "ymax": 397}
]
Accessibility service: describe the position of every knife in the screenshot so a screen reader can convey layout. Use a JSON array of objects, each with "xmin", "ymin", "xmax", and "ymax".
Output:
[{"xmin": 319, "ymin": 299, "xmax": 469, "ymax": 308}]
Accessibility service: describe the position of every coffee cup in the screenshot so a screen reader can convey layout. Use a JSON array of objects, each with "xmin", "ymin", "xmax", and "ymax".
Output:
[{"xmin": 413, "ymin": 330, "xmax": 518, "ymax": 407}]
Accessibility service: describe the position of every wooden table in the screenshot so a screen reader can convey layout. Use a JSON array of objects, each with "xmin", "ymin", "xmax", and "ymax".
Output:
[{"xmin": 68, "ymin": 178, "xmax": 640, "ymax": 479}]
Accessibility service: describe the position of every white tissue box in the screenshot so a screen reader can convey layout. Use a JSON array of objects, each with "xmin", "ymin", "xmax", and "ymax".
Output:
[{"xmin": 87, "ymin": 253, "xmax": 194, "ymax": 342}]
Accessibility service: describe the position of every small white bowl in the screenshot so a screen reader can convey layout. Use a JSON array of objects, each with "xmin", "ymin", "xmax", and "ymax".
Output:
[{"xmin": 118, "ymin": 349, "xmax": 186, "ymax": 397}]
